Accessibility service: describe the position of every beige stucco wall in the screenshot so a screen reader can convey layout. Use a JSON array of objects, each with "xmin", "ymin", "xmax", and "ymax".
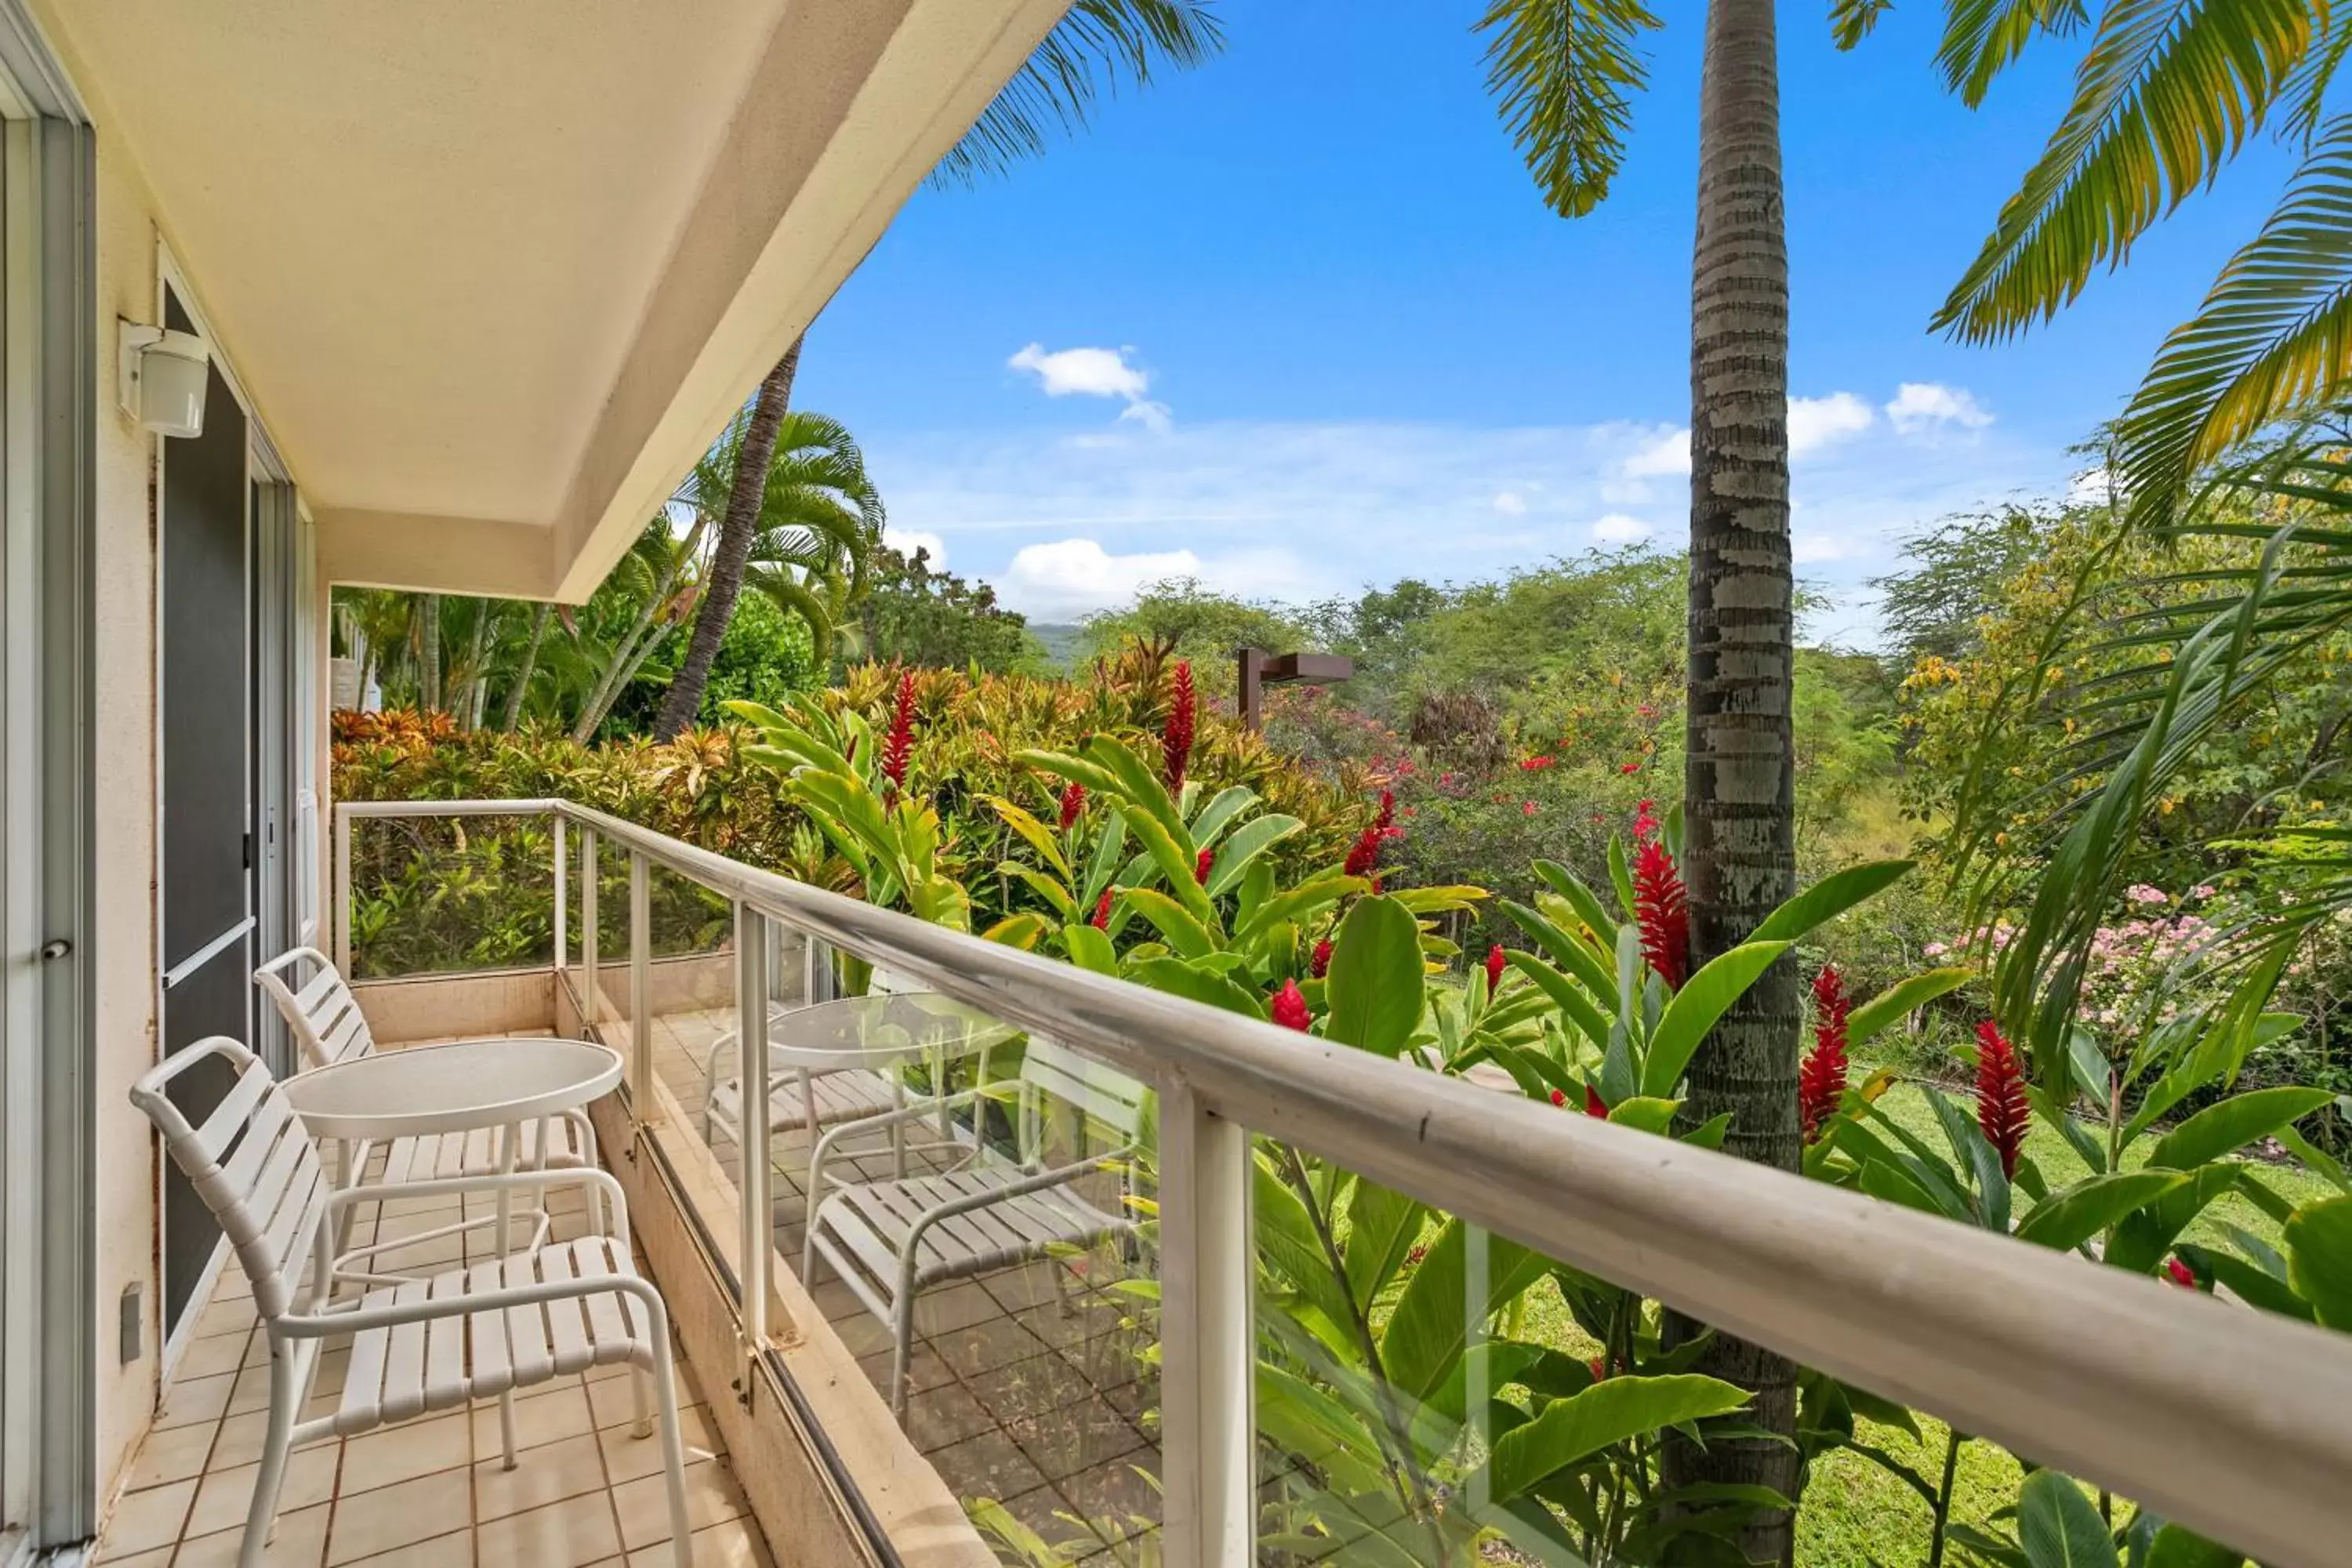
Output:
[{"xmin": 88, "ymin": 122, "xmax": 164, "ymax": 1512}]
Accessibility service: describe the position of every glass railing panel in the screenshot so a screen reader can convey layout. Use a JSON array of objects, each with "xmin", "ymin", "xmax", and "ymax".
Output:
[
  {"xmin": 1252, "ymin": 1134, "xmax": 1590, "ymax": 1566},
  {"xmin": 746, "ymin": 957, "xmax": 1165, "ymax": 1562},
  {"xmin": 342, "ymin": 809, "xmax": 554, "ymax": 979}
]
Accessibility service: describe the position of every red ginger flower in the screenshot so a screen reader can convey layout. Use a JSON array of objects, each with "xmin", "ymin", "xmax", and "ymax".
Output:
[
  {"xmin": 1163, "ymin": 660, "xmax": 1196, "ymax": 792},
  {"xmin": 1619, "ymin": 760, "xmax": 1640, "ymax": 775},
  {"xmin": 1343, "ymin": 826, "xmax": 1382, "ymax": 880},
  {"xmin": 1485, "ymin": 943, "xmax": 1507, "ymax": 994},
  {"xmin": 1584, "ymin": 1084, "xmax": 1610, "ymax": 1119},
  {"xmin": 1800, "ymin": 965, "xmax": 1852, "ymax": 1143},
  {"xmin": 2165, "ymin": 1256, "xmax": 2198, "ymax": 1290},
  {"xmin": 880, "ymin": 672, "xmax": 916, "ymax": 797},
  {"xmin": 1057, "ymin": 782, "xmax": 1087, "ymax": 831},
  {"xmin": 1310, "ymin": 938, "xmax": 1333, "ymax": 978},
  {"xmin": 1270, "ymin": 978, "xmax": 1310, "ymax": 1032},
  {"xmin": 1974, "ymin": 1019, "xmax": 2031, "ymax": 1181},
  {"xmin": 1550, "ymin": 1088, "xmax": 1566, "ymax": 1107},
  {"xmin": 1633, "ymin": 798, "xmax": 1658, "ymax": 843},
  {"xmin": 1632, "ymin": 837, "xmax": 1690, "ymax": 990},
  {"xmin": 1196, "ymin": 848, "xmax": 1214, "ymax": 885},
  {"xmin": 1091, "ymin": 888, "xmax": 1113, "ymax": 930}
]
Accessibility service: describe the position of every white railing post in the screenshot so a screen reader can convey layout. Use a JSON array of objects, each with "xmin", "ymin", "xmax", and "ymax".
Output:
[
  {"xmin": 1157, "ymin": 1081, "xmax": 1253, "ymax": 1567},
  {"xmin": 552, "ymin": 814, "xmax": 567, "ymax": 975},
  {"xmin": 579, "ymin": 829, "xmax": 598, "ymax": 1033},
  {"xmin": 332, "ymin": 804, "xmax": 351, "ymax": 976},
  {"xmin": 736, "ymin": 904, "xmax": 771, "ymax": 1379},
  {"xmin": 630, "ymin": 851, "xmax": 653, "ymax": 1123}
]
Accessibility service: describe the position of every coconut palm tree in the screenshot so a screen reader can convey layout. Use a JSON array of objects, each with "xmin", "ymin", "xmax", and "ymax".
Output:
[
  {"xmin": 1481, "ymin": 0, "xmax": 1802, "ymax": 1549},
  {"xmin": 653, "ymin": 0, "xmax": 1225, "ymax": 737},
  {"xmin": 739, "ymin": 411, "xmax": 887, "ymax": 675}
]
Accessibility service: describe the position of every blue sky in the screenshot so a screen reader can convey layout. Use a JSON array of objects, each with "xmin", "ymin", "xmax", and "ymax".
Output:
[{"xmin": 798, "ymin": 1, "xmax": 2295, "ymax": 645}]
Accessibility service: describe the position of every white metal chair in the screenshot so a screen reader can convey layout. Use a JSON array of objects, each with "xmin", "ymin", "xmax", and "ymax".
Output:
[
  {"xmin": 702, "ymin": 967, "xmax": 1014, "ymax": 1175},
  {"xmin": 802, "ymin": 1035, "xmax": 1147, "ymax": 1418},
  {"xmin": 256, "ymin": 946, "xmax": 597, "ymax": 1186},
  {"xmin": 130, "ymin": 1036, "xmax": 692, "ymax": 1568}
]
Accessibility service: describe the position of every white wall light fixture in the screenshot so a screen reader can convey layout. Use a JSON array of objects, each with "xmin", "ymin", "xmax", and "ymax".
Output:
[{"xmin": 117, "ymin": 321, "xmax": 209, "ymax": 437}]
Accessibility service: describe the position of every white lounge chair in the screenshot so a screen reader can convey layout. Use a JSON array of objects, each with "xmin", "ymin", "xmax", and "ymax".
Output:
[
  {"xmin": 802, "ymin": 1035, "xmax": 1146, "ymax": 1418},
  {"xmin": 256, "ymin": 946, "xmax": 596, "ymax": 1188},
  {"xmin": 130, "ymin": 1036, "xmax": 692, "ymax": 1568}
]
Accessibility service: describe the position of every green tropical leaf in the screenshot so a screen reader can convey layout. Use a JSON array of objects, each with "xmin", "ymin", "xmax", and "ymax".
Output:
[
  {"xmin": 1748, "ymin": 860, "xmax": 1914, "ymax": 944},
  {"xmin": 1534, "ymin": 858, "xmax": 1620, "ymax": 947},
  {"xmin": 2285, "ymin": 1194, "xmax": 2352, "ymax": 1329},
  {"xmin": 1506, "ymin": 951, "xmax": 1613, "ymax": 1051},
  {"xmin": 1203, "ymin": 814, "xmax": 1303, "ymax": 898},
  {"xmin": 1127, "ymin": 957, "xmax": 1269, "ymax": 1022},
  {"xmin": 1060, "ymin": 921, "xmax": 1120, "ymax": 976},
  {"xmin": 2144, "ymin": 1523, "xmax": 2248, "ymax": 1568},
  {"xmin": 2017, "ymin": 1471, "xmax": 2118, "ymax": 1568},
  {"xmin": 1326, "ymin": 895, "xmax": 1427, "ymax": 1059},
  {"xmin": 2147, "ymin": 1086, "xmax": 2332, "ymax": 1170},
  {"xmin": 1342, "ymin": 1179, "xmax": 1428, "ymax": 1312},
  {"xmin": 1379, "ymin": 1218, "xmax": 1547, "ymax": 1400},
  {"xmin": 2014, "ymin": 1171, "xmax": 2187, "ymax": 1250},
  {"xmin": 1472, "ymin": 1374, "xmax": 1751, "ymax": 1502},
  {"xmin": 1846, "ymin": 967, "xmax": 1976, "ymax": 1050},
  {"xmin": 1640, "ymin": 942, "xmax": 1793, "ymax": 1099}
]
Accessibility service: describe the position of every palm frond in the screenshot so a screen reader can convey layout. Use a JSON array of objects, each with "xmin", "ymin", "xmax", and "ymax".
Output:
[
  {"xmin": 1476, "ymin": 0, "xmax": 1662, "ymax": 220},
  {"xmin": 2115, "ymin": 115, "xmax": 2352, "ymax": 530},
  {"xmin": 931, "ymin": 0, "xmax": 1224, "ymax": 188},
  {"xmin": 745, "ymin": 564, "xmax": 839, "ymax": 670},
  {"xmin": 1933, "ymin": 0, "xmax": 2092, "ymax": 104},
  {"xmin": 1962, "ymin": 443, "xmax": 2352, "ymax": 1086},
  {"xmin": 1832, "ymin": 0, "xmax": 1902, "ymax": 51},
  {"xmin": 1934, "ymin": 0, "xmax": 2314, "ymax": 342}
]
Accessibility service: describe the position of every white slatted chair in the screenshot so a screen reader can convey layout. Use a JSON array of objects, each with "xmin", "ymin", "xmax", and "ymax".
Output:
[
  {"xmin": 130, "ymin": 1037, "xmax": 691, "ymax": 1568},
  {"xmin": 802, "ymin": 1036, "xmax": 1147, "ymax": 1418},
  {"xmin": 702, "ymin": 966, "xmax": 1014, "ymax": 1167},
  {"xmin": 256, "ymin": 946, "xmax": 597, "ymax": 1188}
]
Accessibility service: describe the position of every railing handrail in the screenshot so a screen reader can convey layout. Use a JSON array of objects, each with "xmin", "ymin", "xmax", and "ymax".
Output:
[{"xmin": 334, "ymin": 797, "xmax": 2352, "ymax": 1564}]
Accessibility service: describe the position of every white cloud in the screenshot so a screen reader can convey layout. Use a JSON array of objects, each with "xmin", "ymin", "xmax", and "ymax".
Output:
[
  {"xmin": 1118, "ymin": 399, "xmax": 1174, "ymax": 434},
  {"xmin": 1886, "ymin": 382, "xmax": 1993, "ymax": 436},
  {"xmin": 1007, "ymin": 343, "xmax": 1149, "ymax": 400},
  {"xmin": 1788, "ymin": 392, "xmax": 1875, "ymax": 456},
  {"xmin": 1492, "ymin": 491, "xmax": 1528, "ymax": 516},
  {"xmin": 998, "ymin": 538, "xmax": 1203, "ymax": 620},
  {"xmin": 883, "ymin": 526, "xmax": 946, "ymax": 566},
  {"xmin": 1621, "ymin": 426, "xmax": 1691, "ymax": 478},
  {"xmin": 1007, "ymin": 342, "xmax": 1172, "ymax": 432},
  {"xmin": 1590, "ymin": 513, "xmax": 1653, "ymax": 545}
]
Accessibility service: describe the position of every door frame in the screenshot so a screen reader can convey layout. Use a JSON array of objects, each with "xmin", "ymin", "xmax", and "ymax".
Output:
[
  {"xmin": 151, "ymin": 245, "xmax": 296, "ymax": 1367},
  {"xmin": 0, "ymin": 0, "xmax": 96, "ymax": 1548}
]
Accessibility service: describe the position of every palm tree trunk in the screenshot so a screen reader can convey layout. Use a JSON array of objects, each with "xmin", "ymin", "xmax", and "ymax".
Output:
[
  {"xmin": 655, "ymin": 334, "xmax": 804, "ymax": 738},
  {"xmin": 571, "ymin": 514, "xmax": 709, "ymax": 743},
  {"xmin": 416, "ymin": 595, "xmax": 443, "ymax": 714},
  {"xmin": 458, "ymin": 601, "xmax": 492, "ymax": 730},
  {"xmin": 501, "ymin": 604, "xmax": 552, "ymax": 731},
  {"xmin": 1662, "ymin": 0, "xmax": 1801, "ymax": 1559}
]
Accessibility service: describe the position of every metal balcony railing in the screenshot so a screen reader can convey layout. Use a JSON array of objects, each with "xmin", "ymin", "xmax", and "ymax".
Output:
[{"xmin": 332, "ymin": 797, "xmax": 2352, "ymax": 1568}]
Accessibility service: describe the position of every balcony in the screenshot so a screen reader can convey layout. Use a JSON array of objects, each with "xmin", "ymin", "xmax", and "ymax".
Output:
[{"xmin": 104, "ymin": 799, "xmax": 2352, "ymax": 1567}]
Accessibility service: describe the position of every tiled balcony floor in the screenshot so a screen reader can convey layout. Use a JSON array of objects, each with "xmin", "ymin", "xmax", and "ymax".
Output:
[
  {"xmin": 101, "ymin": 1112, "xmax": 773, "ymax": 1567},
  {"xmin": 644, "ymin": 1004, "xmax": 1165, "ymax": 1564}
]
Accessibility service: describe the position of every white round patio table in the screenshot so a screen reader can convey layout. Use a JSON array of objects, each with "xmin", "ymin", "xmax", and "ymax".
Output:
[{"xmin": 286, "ymin": 1037, "xmax": 622, "ymax": 1272}]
